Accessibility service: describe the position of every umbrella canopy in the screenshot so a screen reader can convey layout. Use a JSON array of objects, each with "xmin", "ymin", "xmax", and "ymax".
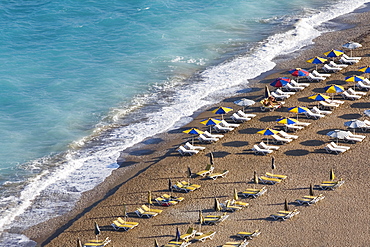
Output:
[
  {"xmin": 288, "ymin": 106, "xmax": 309, "ymax": 114},
  {"xmin": 308, "ymin": 93, "xmax": 330, "ymax": 102},
  {"xmin": 234, "ymin": 98, "xmax": 256, "ymax": 108},
  {"xmin": 148, "ymin": 191, "xmax": 152, "ymax": 205},
  {"xmin": 155, "ymin": 239, "xmax": 160, "ymax": 247},
  {"xmin": 344, "ymin": 119, "xmax": 366, "ymax": 129},
  {"xmin": 169, "ymin": 179, "xmax": 173, "ymax": 192},
  {"xmin": 200, "ymin": 118, "xmax": 222, "ymax": 126},
  {"xmin": 330, "ymin": 168, "xmax": 335, "ymax": 180},
  {"xmin": 214, "ymin": 198, "xmax": 222, "ymax": 212},
  {"xmin": 306, "ymin": 56, "xmax": 328, "ymax": 70},
  {"xmin": 77, "ymin": 239, "xmax": 83, "ymax": 247},
  {"xmin": 325, "ymin": 85, "xmax": 344, "ymax": 94},
  {"xmin": 94, "ymin": 222, "xmax": 101, "ymax": 237},
  {"xmin": 284, "ymin": 199, "xmax": 289, "ymax": 211},
  {"xmin": 257, "ymin": 128, "xmax": 279, "ymax": 144},
  {"xmin": 327, "ymin": 130, "xmax": 350, "ymax": 140},
  {"xmin": 363, "ymin": 109, "xmax": 370, "ymax": 117},
  {"xmin": 270, "ymin": 77, "xmax": 290, "ymax": 87},
  {"xmin": 324, "ymin": 49, "xmax": 344, "ymax": 58},
  {"xmin": 183, "ymin": 128, "xmax": 204, "ymax": 144},
  {"xmin": 233, "ymin": 188, "xmax": 238, "ymax": 201},
  {"xmin": 345, "ymin": 75, "xmax": 365, "ymax": 82},
  {"xmin": 342, "ymin": 41, "xmax": 362, "ymax": 56},
  {"xmin": 212, "ymin": 106, "xmax": 233, "ymax": 119},
  {"xmin": 264, "ymin": 85, "xmax": 271, "ymax": 98},
  {"xmin": 289, "ymin": 68, "xmax": 309, "ymax": 77},
  {"xmin": 358, "ymin": 66, "xmax": 370, "ymax": 74},
  {"xmin": 276, "ymin": 117, "xmax": 298, "ymax": 125}
]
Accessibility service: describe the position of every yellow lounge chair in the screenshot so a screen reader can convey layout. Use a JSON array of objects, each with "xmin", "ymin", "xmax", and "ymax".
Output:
[
  {"xmin": 258, "ymin": 176, "xmax": 282, "ymax": 184},
  {"xmin": 230, "ymin": 199, "xmax": 249, "ymax": 207},
  {"xmin": 203, "ymin": 213, "xmax": 229, "ymax": 225},
  {"xmin": 196, "ymin": 164, "xmax": 214, "ymax": 177},
  {"xmin": 241, "ymin": 187, "xmax": 267, "ymax": 198},
  {"xmin": 155, "ymin": 197, "xmax": 179, "ymax": 206},
  {"xmin": 111, "ymin": 220, "xmax": 138, "ymax": 231},
  {"xmin": 180, "ymin": 227, "xmax": 196, "ymax": 241},
  {"xmin": 83, "ymin": 237, "xmax": 111, "ymax": 247},
  {"xmin": 163, "ymin": 241, "xmax": 191, "ymax": 247},
  {"xmin": 207, "ymin": 170, "xmax": 229, "ymax": 180},
  {"xmin": 237, "ymin": 229, "xmax": 261, "ymax": 240},
  {"xmin": 316, "ymin": 179, "xmax": 345, "ymax": 190},
  {"xmin": 270, "ymin": 209, "xmax": 299, "ymax": 220},
  {"xmin": 222, "ymin": 239, "xmax": 249, "ymax": 247},
  {"xmin": 181, "ymin": 181, "xmax": 201, "ymax": 189},
  {"xmin": 295, "ymin": 194, "xmax": 325, "ymax": 205},
  {"xmin": 194, "ymin": 231, "xmax": 216, "ymax": 242},
  {"xmin": 162, "ymin": 194, "xmax": 184, "ymax": 202},
  {"xmin": 135, "ymin": 207, "xmax": 158, "ymax": 218},
  {"xmin": 141, "ymin": 205, "xmax": 163, "ymax": 214},
  {"xmin": 117, "ymin": 217, "xmax": 139, "ymax": 226},
  {"xmin": 265, "ymin": 172, "xmax": 287, "ymax": 180},
  {"xmin": 222, "ymin": 200, "xmax": 243, "ymax": 212}
]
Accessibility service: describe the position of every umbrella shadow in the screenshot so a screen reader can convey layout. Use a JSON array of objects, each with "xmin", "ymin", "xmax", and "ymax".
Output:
[
  {"xmin": 222, "ymin": 141, "xmax": 249, "ymax": 147},
  {"xmin": 350, "ymin": 102, "xmax": 370, "ymax": 108},
  {"xmin": 317, "ymin": 128, "xmax": 338, "ymax": 136},
  {"xmin": 313, "ymin": 148, "xmax": 329, "ymax": 154},
  {"xmin": 259, "ymin": 115, "xmax": 282, "ymax": 122},
  {"xmin": 284, "ymin": 149, "xmax": 310, "ymax": 156},
  {"xmin": 297, "ymin": 97, "xmax": 312, "ymax": 103},
  {"xmin": 212, "ymin": 151, "xmax": 231, "ymax": 158},
  {"xmin": 238, "ymin": 127, "xmax": 261, "ymax": 135},
  {"xmin": 299, "ymin": 140, "xmax": 325, "ymax": 146},
  {"xmin": 338, "ymin": 113, "xmax": 362, "ymax": 119}
]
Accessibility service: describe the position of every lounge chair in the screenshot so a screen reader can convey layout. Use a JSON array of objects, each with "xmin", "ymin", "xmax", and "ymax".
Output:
[
  {"xmin": 276, "ymin": 88, "xmax": 295, "ymax": 95},
  {"xmin": 315, "ymin": 179, "xmax": 345, "ymax": 190},
  {"xmin": 222, "ymin": 239, "xmax": 249, "ymax": 247},
  {"xmin": 329, "ymin": 61, "xmax": 348, "ymax": 68},
  {"xmin": 202, "ymin": 213, "xmax": 229, "ymax": 225},
  {"xmin": 271, "ymin": 91, "xmax": 290, "ymax": 100},
  {"xmin": 346, "ymin": 132, "xmax": 366, "ymax": 140},
  {"xmin": 231, "ymin": 113, "xmax": 251, "ymax": 123},
  {"xmin": 237, "ymin": 110, "xmax": 256, "ymax": 119},
  {"xmin": 303, "ymin": 108, "xmax": 325, "ymax": 119},
  {"xmin": 330, "ymin": 142, "xmax": 350, "ymax": 150},
  {"xmin": 178, "ymin": 146, "xmax": 199, "ymax": 156},
  {"xmin": 343, "ymin": 53, "xmax": 361, "ymax": 60},
  {"xmin": 258, "ymin": 176, "xmax": 282, "ymax": 184},
  {"xmin": 180, "ymin": 181, "xmax": 201, "ymax": 189},
  {"xmin": 180, "ymin": 227, "xmax": 197, "ymax": 241},
  {"xmin": 198, "ymin": 134, "xmax": 218, "ymax": 143},
  {"xmin": 270, "ymin": 209, "xmax": 300, "ymax": 220},
  {"xmin": 252, "ymin": 145, "xmax": 273, "ymax": 155},
  {"xmin": 278, "ymin": 130, "xmax": 298, "ymax": 139},
  {"xmin": 307, "ymin": 73, "xmax": 325, "ymax": 82},
  {"xmin": 213, "ymin": 124, "xmax": 234, "ymax": 133},
  {"xmin": 241, "ymin": 187, "xmax": 267, "ymax": 198},
  {"xmin": 220, "ymin": 120, "xmax": 240, "ymax": 128},
  {"xmin": 184, "ymin": 142, "xmax": 205, "ymax": 150},
  {"xmin": 258, "ymin": 141, "xmax": 280, "ymax": 150},
  {"xmin": 355, "ymin": 81, "xmax": 370, "ymax": 91},
  {"xmin": 155, "ymin": 197, "xmax": 179, "ymax": 206},
  {"xmin": 141, "ymin": 205, "xmax": 163, "ymax": 214},
  {"xmin": 283, "ymin": 83, "xmax": 304, "ymax": 92},
  {"xmin": 172, "ymin": 181, "xmax": 200, "ymax": 193},
  {"xmin": 344, "ymin": 135, "xmax": 363, "ymax": 143},
  {"xmin": 311, "ymin": 106, "xmax": 332, "ymax": 115},
  {"xmin": 194, "ymin": 231, "xmax": 216, "ymax": 242},
  {"xmin": 284, "ymin": 124, "xmax": 304, "ymax": 132},
  {"xmin": 203, "ymin": 131, "xmax": 224, "ymax": 139},
  {"xmin": 347, "ymin": 88, "xmax": 367, "ymax": 96},
  {"xmin": 196, "ymin": 164, "xmax": 214, "ymax": 177},
  {"xmin": 324, "ymin": 143, "xmax": 347, "ymax": 154},
  {"xmin": 271, "ymin": 134, "xmax": 292, "ymax": 144},
  {"xmin": 326, "ymin": 99, "xmax": 344, "ymax": 105},
  {"xmin": 163, "ymin": 241, "xmax": 191, "ymax": 247},
  {"xmin": 111, "ymin": 219, "xmax": 139, "ymax": 231},
  {"xmin": 237, "ymin": 230, "xmax": 261, "ymax": 240},
  {"xmin": 341, "ymin": 91, "xmax": 361, "ymax": 100},
  {"xmin": 312, "ymin": 70, "xmax": 331, "ymax": 78},
  {"xmin": 83, "ymin": 237, "xmax": 111, "ymax": 247},
  {"xmin": 319, "ymin": 101, "xmax": 340, "ymax": 110},
  {"xmin": 207, "ymin": 170, "xmax": 229, "ymax": 180},
  {"xmin": 295, "ymin": 194, "xmax": 325, "ymax": 205},
  {"xmin": 290, "ymin": 79, "xmax": 310, "ymax": 87},
  {"xmin": 229, "ymin": 199, "xmax": 249, "ymax": 207},
  {"xmin": 135, "ymin": 207, "xmax": 158, "ymax": 218},
  {"xmin": 339, "ymin": 56, "xmax": 359, "ymax": 64},
  {"xmin": 265, "ymin": 172, "xmax": 287, "ymax": 180},
  {"xmin": 295, "ymin": 121, "xmax": 311, "ymax": 127},
  {"xmin": 323, "ymin": 64, "xmax": 342, "ymax": 72},
  {"xmin": 162, "ymin": 194, "xmax": 184, "ymax": 202},
  {"xmin": 221, "ymin": 200, "xmax": 243, "ymax": 212}
]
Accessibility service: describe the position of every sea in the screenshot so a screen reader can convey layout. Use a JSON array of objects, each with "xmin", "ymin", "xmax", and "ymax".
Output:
[{"xmin": 0, "ymin": 0, "xmax": 369, "ymax": 245}]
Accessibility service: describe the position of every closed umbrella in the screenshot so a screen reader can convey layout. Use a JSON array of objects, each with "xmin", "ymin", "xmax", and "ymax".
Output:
[
  {"xmin": 264, "ymin": 85, "xmax": 271, "ymax": 98},
  {"xmin": 342, "ymin": 41, "xmax": 362, "ymax": 56},
  {"xmin": 176, "ymin": 227, "xmax": 181, "ymax": 242},
  {"xmin": 154, "ymin": 239, "xmax": 160, "ymax": 247},
  {"xmin": 234, "ymin": 98, "xmax": 256, "ymax": 112},
  {"xmin": 148, "ymin": 191, "xmax": 152, "ymax": 206},
  {"xmin": 271, "ymin": 156, "xmax": 276, "ymax": 172},
  {"xmin": 168, "ymin": 179, "xmax": 173, "ymax": 192},
  {"xmin": 253, "ymin": 171, "xmax": 259, "ymax": 185},
  {"xmin": 199, "ymin": 210, "xmax": 204, "ymax": 232},
  {"xmin": 233, "ymin": 188, "xmax": 238, "ymax": 201},
  {"xmin": 306, "ymin": 56, "xmax": 327, "ymax": 70},
  {"xmin": 77, "ymin": 239, "xmax": 83, "ymax": 247},
  {"xmin": 214, "ymin": 198, "xmax": 222, "ymax": 212},
  {"xmin": 284, "ymin": 199, "xmax": 289, "ymax": 211},
  {"xmin": 309, "ymin": 184, "xmax": 314, "ymax": 196},
  {"xmin": 123, "ymin": 203, "xmax": 127, "ymax": 219},
  {"xmin": 209, "ymin": 152, "xmax": 214, "ymax": 165},
  {"xmin": 330, "ymin": 168, "xmax": 335, "ymax": 181},
  {"xmin": 94, "ymin": 222, "xmax": 101, "ymax": 240},
  {"xmin": 187, "ymin": 167, "xmax": 192, "ymax": 178}
]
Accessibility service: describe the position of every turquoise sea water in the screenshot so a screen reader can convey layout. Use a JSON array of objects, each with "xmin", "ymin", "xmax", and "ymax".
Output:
[{"xmin": 0, "ymin": 0, "xmax": 369, "ymax": 245}]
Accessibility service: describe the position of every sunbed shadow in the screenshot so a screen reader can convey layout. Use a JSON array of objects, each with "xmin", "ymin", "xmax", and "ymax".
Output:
[
  {"xmin": 313, "ymin": 148, "xmax": 330, "ymax": 154},
  {"xmin": 300, "ymin": 140, "xmax": 325, "ymax": 146},
  {"xmin": 139, "ymin": 234, "xmax": 173, "ymax": 239},
  {"xmin": 343, "ymin": 71, "xmax": 362, "ymax": 76},
  {"xmin": 311, "ymin": 87, "xmax": 325, "ymax": 93},
  {"xmin": 151, "ymin": 222, "xmax": 189, "ymax": 227},
  {"xmin": 239, "ymin": 127, "xmax": 261, "ymax": 134},
  {"xmin": 328, "ymin": 80, "xmax": 346, "ymax": 85},
  {"xmin": 338, "ymin": 113, "xmax": 362, "ymax": 119},
  {"xmin": 259, "ymin": 115, "xmax": 282, "ymax": 122},
  {"xmin": 284, "ymin": 149, "xmax": 309, "ymax": 156},
  {"xmin": 222, "ymin": 141, "xmax": 249, "ymax": 147},
  {"xmin": 350, "ymin": 102, "xmax": 370, "ymax": 108}
]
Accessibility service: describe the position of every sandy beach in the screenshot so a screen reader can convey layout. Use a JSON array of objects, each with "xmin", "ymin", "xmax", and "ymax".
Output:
[{"xmin": 24, "ymin": 6, "xmax": 370, "ymax": 247}]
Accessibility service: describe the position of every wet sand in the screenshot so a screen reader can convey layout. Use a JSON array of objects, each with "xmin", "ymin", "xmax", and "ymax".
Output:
[{"xmin": 25, "ymin": 6, "xmax": 370, "ymax": 247}]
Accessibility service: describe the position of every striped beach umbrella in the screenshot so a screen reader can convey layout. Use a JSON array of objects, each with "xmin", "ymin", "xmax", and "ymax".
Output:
[
  {"xmin": 270, "ymin": 77, "xmax": 290, "ymax": 87},
  {"xmin": 308, "ymin": 93, "xmax": 330, "ymax": 106},
  {"xmin": 212, "ymin": 106, "xmax": 233, "ymax": 120},
  {"xmin": 324, "ymin": 84, "xmax": 344, "ymax": 94},
  {"xmin": 324, "ymin": 49, "xmax": 344, "ymax": 58},
  {"xmin": 288, "ymin": 106, "xmax": 308, "ymax": 120},
  {"xmin": 200, "ymin": 117, "xmax": 222, "ymax": 133},
  {"xmin": 183, "ymin": 128, "xmax": 204, "ymax": 144},
  {"xmin": 345, "ymin": 75, "xmax": 365, "ymax": 82},
  {"xmin": 276, "ymin": 117, "xmax": 298, "ymax": 125},
  {"xmin": 257, "ymin": 128, "xmax": 279, "ymax": 144},
  {"xmin": 289, "ymin": 68, "xmax": 309, "ymax": 77},
  {"xmin": 358, "ymin": 66, "xmax": 370, "ymax": 74},
  {"xmin": 306, "ymin": 56, "xmax": 327, "ymax": 70}
]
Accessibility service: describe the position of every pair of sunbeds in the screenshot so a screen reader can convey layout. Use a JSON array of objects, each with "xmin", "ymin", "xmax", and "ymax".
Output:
[
  {"xmin": 177, "ymin": 142, "xmax": 206, "ymax": 156},
  {"xmin": 172, "ymin": 181, "xmax": 201, "ymax": 193},
  {"xmin": 83, "ymin": 237, "xmax": 111, "ymax": 247},
  {"xmin": 295, "ymin": 194, "xmax": 325, "ymax": 206},
  {"xmin": 196, "ymin": 164, "xmax": 229, "ymax": 180},
  {"xmin": 220, "ymin": 199, "xmax": 249, "ymax": 212},
  {"xmin": 315, "ymin": 179, "xmax": 345, "ymax": 190},
  {"xmin": 111, "ymin": 217, "xmax": 139, "ymax": 231},
  {"xmin": 324, "ymin": 142, "xmax": 350, "ymax": 154},
  {"xmin": 222, "ymin": 238, "xmax": 249, "ymax": 247},
  {"xmin": 155, "ymin": 194, "xmax": 184, "ymax": 206},
  {"xmin": 269, "ymin": 209, "xmax": 300, "ymax": 221},
  {"xmin": 179, "ymin": 227, "xmax": 216, "ymax": 242},
  {"xmin": 135, "ymin": 205, "xmax": 163, "ymax": 218},
  {"xmin": 258, "ymin": 172, "xmax": 287, "ymax": 185},
  {"xmin": 202, "ymin": 213, "xmax": 229, "ymax": 225},
  {"xmin": 241, "ymin": 187, "xmax": 267, "ymax": 198},
  {"xmin": 230, "ymin": 110, "xmax": 256, "ymax": 123}
]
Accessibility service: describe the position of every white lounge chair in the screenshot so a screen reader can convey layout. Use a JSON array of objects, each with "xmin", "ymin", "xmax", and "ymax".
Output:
[
  {"xmin": 252, "ymin": 145, "xmax": 273, "ymax": 155},
  {"xmin": 295, "ymin": 121, "xmax": 311, "ymax": 127},
  {"xmin": 213, "ymin": 124, "xmax": 234, "ymax": 132},
  {"xmin": 355, "ymin": 81, "xmax": 370, "ymax": 91},
  {"xmin": 346, "ymin": 131, "xmax": 365, "ymax": 140},
  {"xmin": 343, "ymin": 53, "xmax": 361, "ymax": 60},
  {"xmin": 290, "ymin": 79, "xmax": 310, "ymax": 87},
  {"xmin": 198, "ymin": 134, "xmax": 218, "ymax": 143},
  {"xmin": 315, "ymin": 179, "xmax": 345, "ymax": 190},
  {"xmin": 326, "ymin": 99, "xmax": 344, "ymax": 105},
  {"xmin": 276, "ymin": 88, "xmax": 295, "ymax": 95},
  {"xmin": 323, "ymin": 64, "xmax": 342, "ymax": 72},
  {"xmin": 284, "ymin": 124, "xmax": 304, "ymax": 132},
  {"xmin": 283, "ymin": 83, "xmax": 304, "ymax": 92},
  {"xmin": 319, "ymin": 101, "xmax": 340, "ymax": 110},
  {"xmin": 347, "ymin": 88, "xmax": 367, "ymax": 96},
  {"xmin": 204, "ymin": 131, "xmax": 224, "ymax": 139},
  {"xmin": 278, "ymin": 130, "xmax": 298, "ymax": 139},
  {"xmin": 231, "ymin": 113, "xmax": 250, "ymax": 123},
  {"xmin": 220, "ymin": 120, "xmax": 240, "ymax": 128},
  {"xmin": 237, "ymin": 110, "xmax": 256, "ymax": 119},
  {"xmin": 184, "ymin": 142, "xmax": 205, "ymax": 150},
  {"xmin": 303, "ymin": 109, "xmax": 325, "ymax": 119},
  {"xmin": 269, "ymin": 209, "xmax": 300, "ymax": 221},
  {"xmin": 207, "ymin": 170, "xmax": 229, "ymax": 180},
  {"xmin": 341, "ymin": 91, "xmax": 361, "ymax": 100},
  {"xmin": 271, "ymin": 134, "xmax": 292, "ymax": 144},
  {"xmin": 258, "ymin": 141, "xmax": 280, "ymax": 150},
  {"xmin": 307, "ymin": 73, "xmax": 325, "ymax": 82},
  {"xmin": 312, "ymin": 70, "xmax": 331, "ymax": 78},
  {"xmin": 194, "ymin": 231, "xmax": 216, "ymax": 242},
  {"xmin": 330, "ymin": 142, "xmax": 350, "ymax": 150},
  {"xmin": 324, "ymin": 143, "xmax": 347, "ymax": 154},
  {"xmin": 180, "ymin": 227, "xmax": 197, "ymax": 241},
  {"xmin": 295, "ymin": 194, "xmax": 325, "ymax": 206},
  {"xmin": 241, "ymin": 187, "xmax": 267, "ymax": 198},
  {"xmin": 344, "ymin": 135, "xmax": 363, "ymax": 143},
  {"xmin": 339, "ymin": 56, "xmax": 359, "ymax": 64},
  {"xmin": 178, "ymin": 145, "xmax": 199, "ymax": 156},
  {"xmin": 329, "ymin": 61, "xmax": 348, "ymax": 68},
  {"xmin": 271, "ymin": 91, "xmax": 290, "ymax": 100},
  {"xmin": 312, "ymin": 106, "xmax": 332, "ymax": 115}
]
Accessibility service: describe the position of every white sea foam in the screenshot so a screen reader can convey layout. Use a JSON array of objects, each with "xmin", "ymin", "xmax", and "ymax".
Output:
[{"xmin": 0, "ymin": 0, "xmax": 368, "ymax": 245}]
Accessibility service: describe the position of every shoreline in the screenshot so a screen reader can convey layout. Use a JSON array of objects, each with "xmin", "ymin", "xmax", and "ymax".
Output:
[{"xmin": 25, "ymin": 5, "xmax": 370, "ymax": 247}]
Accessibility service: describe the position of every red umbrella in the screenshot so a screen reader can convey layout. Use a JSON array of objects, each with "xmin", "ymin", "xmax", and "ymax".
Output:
[{"xmin": 270, "ymin": 77, "xmax": 291, "ymax": 87}]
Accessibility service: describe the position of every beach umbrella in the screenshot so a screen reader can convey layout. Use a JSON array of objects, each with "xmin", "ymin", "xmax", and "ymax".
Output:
[
  {"xmin": 123, "ymin": 203, "xmax": 127, "ymax": 219},
  {"xmin": 154, "ymin": 239, "xmax": 160, "ymax": 247},
  {"xmin": 264, "ymin": 85, "xmax": 271, "ymax": 98},
  {"xmin": 233, "ymin": 188, "xmax": 239, "ymax": 201},
  {"xmin": 270, "ymin": 77, "xmax": 290, "ymax": 87},
  {"xmin": 325, "ymin": 85, "xmax": 344, "ymax": 100},
  {"xmin": 176, "ymin": 227, "xmax": 181, "ymax": 242},
  {"xmin": 212, "ymin": 106, "xmax": 233, "ymax": 120},
  {"xmin": 308, "ymin": 93, "xmax": 330, "ymax": 102},
  {"xmin": 326, "ymin": 130, "xmax": 350, "ymax": 144},
  {"xmin": 234, "ymin": 98, "xmax": 256, "ymax": 112},
  {"xmin": 345, "ymin": 75, "xmax": 365, "ymax": 83},
  {"xmin": 342, "ymin": 41, "xmax": 362, "ymax": 56},
  {"xmin": 289, "ymin": 68, "xmax": 309, "ymax": 82},
  {"xmin": 288, "ymin": 106, "xmax": 308, "ymax": 120},
  {"xmin": 253, "ymin": 171, "xmax": 259, "ymax": 184},
  {"xmin": 200, "ymin": 117, "xmax": 222, "ymax": 133},
  {"xmin": 271, "ymin": 156, "xmax": 276, "ymax": 172},
  {"xmin": 276, "ymin": 117, "xmax": 298, "ymax": 125},
  {"xmin": 358, "ymin": 66, "xmax": 370, "ymax": 75},
  {"xmin": 183, "ymin": 128, "xmax": 204, "ymax": 145},
  {"xmin": 214, "ymin": 198, "xmax": 222, "ymax": 212},
  {"xmin": 168, "ymin": 179, "xmax": 173, "ymax": 192},
  {"xmin": 148, "ymin": 191, "xmax": 152, "ymax": 205},
  {"xmin": 284, "ymin": 199, "xmax": 289, "ymax": 211},
  {"xmin": 330, "ymin": 168, "xmax": 335, "ymax": 181},
  {"xmin": 344, "ymin": 119, "xmax": 366, "ymax": 134},
  {"xmin": 199, "ymin": 210, "xmax": 204, "ymax": 224},
  {"xmin": 324, "ymin": 49, "xmax": 344, "ymax": 59},
  {"xmin": 94, "ymin": 222, "xmax": 100, "ymax": 240},
  {"xmin": 363, "ymin": 109, "xmax": 370, "ymax": 117},
  {"xmin": 77, "ymin": 238, "xmax": 83, "ymax": 247},
  {"xmin": 306, "ymin": 56, "xmax": 328, "ymax": 70},
  {"xmin": 187, "ymin": 167, "xmax": 192, "ymax": 178},
  {"xmin": 209, "ymin": 152, "xmax": 215, "ymax": 165},
  {"xmin": 309, "ymin": 184, "xmax": 314, "ymax": 196},
  {"xmin": 257, "ymin": 128, "xmax": 279, "ymax": 144}
]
